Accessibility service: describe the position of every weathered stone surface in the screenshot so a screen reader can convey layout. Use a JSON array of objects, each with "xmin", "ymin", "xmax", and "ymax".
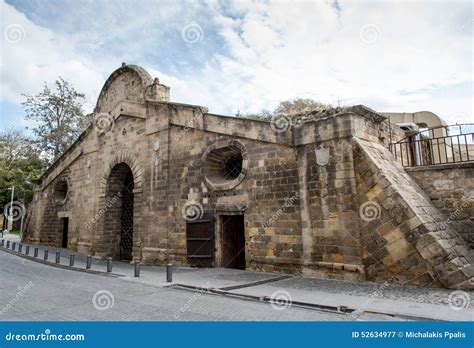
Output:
[
  {"xmin": 354, "ymin": 138, "xmax": 473, "ymax": 289},
  {"xmin": 24, "ymin": 64, "xmax": 473, "ymax": 290},
  {"xmin": 407, "ymin": 163, "xmax": 474, "ymax": 249}
]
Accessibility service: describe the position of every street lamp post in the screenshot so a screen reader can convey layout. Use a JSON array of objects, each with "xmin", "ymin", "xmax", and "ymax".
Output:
[
  {"xmin": 6, "ymin": 186, "xmax": 14, "ymax": 232},
  {"xmin": 7, "ymin": 186, "xmax": 15, "ymax": 231}
]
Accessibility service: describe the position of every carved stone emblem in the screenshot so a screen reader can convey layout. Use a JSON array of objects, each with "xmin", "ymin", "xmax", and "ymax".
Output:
[{"xmin": 315, "ymin": 145, "xmax": 330, "ymax": 166}]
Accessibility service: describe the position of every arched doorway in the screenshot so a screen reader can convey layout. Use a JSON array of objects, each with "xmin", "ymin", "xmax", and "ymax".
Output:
[{"xmin": 104, "ymin": 162, "xmax": 134, "ymax": 261}]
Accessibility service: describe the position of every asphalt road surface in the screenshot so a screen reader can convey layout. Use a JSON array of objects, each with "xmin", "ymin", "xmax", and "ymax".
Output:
[{"xmin": 0, "ymin": 251, "xmax": 378, "ymax": 321}]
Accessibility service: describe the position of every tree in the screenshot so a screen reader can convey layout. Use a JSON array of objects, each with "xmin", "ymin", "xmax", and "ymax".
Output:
[
  {"xmin": 274, "ymin": 98, "xmax": 333, "ymax": 116},
  {"xmin": 0, "ymin": 129, "xmax": 46, "ymax": 209},
  {"xmin": 238, "ymin": 98, "xmax": 348, "ymax": 121},
  {"xmin": 22, "ymin": 77, "xmax": 88, "ymax": 162}
]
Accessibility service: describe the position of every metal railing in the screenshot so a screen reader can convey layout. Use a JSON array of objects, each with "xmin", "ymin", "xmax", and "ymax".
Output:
[{"xmin": 389, "ymin": 124, "xmax": 474, "ymax": 167}]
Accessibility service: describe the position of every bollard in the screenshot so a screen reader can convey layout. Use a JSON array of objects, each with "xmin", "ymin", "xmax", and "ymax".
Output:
[
  {"xmin": 166, "ymin": 263, "xmax": 173, "ymax": 282},
  {"xmin": 134, "ymin": 260, "xmax": 140, "ymax": 277},
  {"xmin": 25, "ymin": 245, "xmax": 30, "ymax": 255},
  {"xmin": 12, "ymin": 242, "xmax": 16, "ymax": 251},
  {"xmin": 18, "ymin": 244, "xmax": 23, "ymax": 253},
  {"xmin": 106, "ymin": 257, "xmax": 113, "ymax": 273},
  {"xmin": 55, "ymin": 251, "xmax": 61, "ymax": 264},
  {"xmin": 6, "ymin": 241, "xmax": 10, "ymax": 249},
  {"xmin": 34, "ymin": 247, "xmax": 39, "ymax": 258},
  {"xmin": 86, "ymin": 255, "xmax": 92, "ymax": 270},
  {"xmin": 44, "ymin": 249, "xmax": 49, "ymax": 261},
  {"xmin": 69, "ymin": 254, "xmax": 75, "ymax": 267}
]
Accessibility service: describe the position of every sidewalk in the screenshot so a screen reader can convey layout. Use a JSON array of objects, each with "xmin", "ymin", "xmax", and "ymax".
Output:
[{"xmin": 1, "ymin": 233, "xmax": 473, "ymax": 321}]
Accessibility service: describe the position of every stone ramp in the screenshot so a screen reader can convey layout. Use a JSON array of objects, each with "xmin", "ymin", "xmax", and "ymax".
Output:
[{"xmin": 353, "ymin": 137, "xmax": 473, "ymax": 290}]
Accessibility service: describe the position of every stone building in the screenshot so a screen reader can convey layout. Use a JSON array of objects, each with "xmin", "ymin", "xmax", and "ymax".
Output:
[{"xmin": 24, "ymin": 64, "xmax": 474, "ymax": 290}]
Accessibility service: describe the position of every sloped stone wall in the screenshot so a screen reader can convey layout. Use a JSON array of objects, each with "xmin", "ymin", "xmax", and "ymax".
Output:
[{"xmin": 354, "ymin": 138, "xmax": 473, "ymax": 289}]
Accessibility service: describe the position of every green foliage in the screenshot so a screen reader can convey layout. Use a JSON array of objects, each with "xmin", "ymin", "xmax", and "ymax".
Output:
[
  {"xmin": 0, "ymin": 129, "xmax": 46, "ymax": 208},
  {"xmin": 0, "ymin": 77, "xmax": 87, "ymax": 209},
  {"xmin": 22, "ymin": 77, "xmax": 88, "ymax": 163},
  {"xmin": 274, "ymin": 98, "xmax": 334, "ymax": 116},
  {"xmin": 238, "ymin": 98, "xmax": 349, "ymax": 121},
  {"xmin": 236, "ymin": 110, "xmax": 271, "ymax": 121},
  {"xmin": 9, "ymin": 229, "xmax": 20, "ymax": 236}
]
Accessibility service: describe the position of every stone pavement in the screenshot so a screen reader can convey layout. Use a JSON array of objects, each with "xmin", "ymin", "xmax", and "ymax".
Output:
[{"xmin": 1, "ymin": 233, "xmax": 473, "ymax": 321}]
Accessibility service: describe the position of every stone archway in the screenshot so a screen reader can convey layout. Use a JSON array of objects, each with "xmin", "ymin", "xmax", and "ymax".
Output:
[
  {"xmin": 97, "ymin": 150, "xmax": 143, "ymax": 261},
  {"xmin": 103, "ymin": 163, "xmax": 134, "ymax": 261}
]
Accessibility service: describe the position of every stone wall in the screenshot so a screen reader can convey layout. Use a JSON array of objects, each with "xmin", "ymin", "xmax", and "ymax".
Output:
[
  {"xmin": 300, "ymin": 122, "xmax": 363, "ymax": 281},
  {"xmin": 406, "ymin": 163, "xmax": 474, "ymax": 250},
  {"xmin": 165, "ymin": 125, "xmax": 302, "ymax": 272},
  {"xmin": 23, "ymin": 64, "xmax": 473, "ymax": 290},
  {"xmin": 354, "ymin": 138, "xmax": 473, "ymax": 289}
]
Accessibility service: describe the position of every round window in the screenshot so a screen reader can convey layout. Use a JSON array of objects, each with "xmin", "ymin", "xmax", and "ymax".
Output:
[
  {"xmin": 222, "ymin": 154, "xmax": 243, "ymax": 179},
  {"xmin": 202, "ymin": 140, "xmax": 248, "ymax": 191}
]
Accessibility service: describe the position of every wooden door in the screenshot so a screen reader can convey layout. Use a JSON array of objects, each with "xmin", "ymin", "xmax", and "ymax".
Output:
[{"xmin": 186, "ymin": 211, "xmax": 215, "ymax": 267}]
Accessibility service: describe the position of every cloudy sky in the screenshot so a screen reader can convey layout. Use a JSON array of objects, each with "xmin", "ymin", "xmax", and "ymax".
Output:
[{"xmin": 1, "ymin": 0, "xmax": 472, "ymax": 131}]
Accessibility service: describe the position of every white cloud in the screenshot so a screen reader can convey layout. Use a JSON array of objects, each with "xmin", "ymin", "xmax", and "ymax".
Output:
[
  {"xmin": 1, "ymin": 0, "xmax": 472, "ymax": 127},
  {"xmin": 195, "ymin": 0, "xmax": 473, "ymax": 123},
  {"xmin": 0, "ymin": 1, "xmax": 105, "ymax": 113}
]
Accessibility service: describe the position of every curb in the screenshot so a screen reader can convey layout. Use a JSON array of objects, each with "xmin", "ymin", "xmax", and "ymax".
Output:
[
  {"xmin": 170, "ymin": 284, "xmax": 350, "ymax": 314},
  {"xmin": 219, "ymin": 275, "xmax": 293, "ymax": 291},
  {"xmin": 0, "ymin": 242, "xmax": 450, "ymax": 321},
  {"xmin": 170, "ymin": 284, "xmax": 443, "ymax": 321},
  {"xmin": 0, "ymin": 246, "xmax": 123, "ymax": 278}
]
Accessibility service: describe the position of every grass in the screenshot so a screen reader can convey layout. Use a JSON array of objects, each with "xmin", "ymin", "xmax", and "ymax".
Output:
[{"xmin": 7, "ymin": 229, "xmax": 20, "ymax": 236}]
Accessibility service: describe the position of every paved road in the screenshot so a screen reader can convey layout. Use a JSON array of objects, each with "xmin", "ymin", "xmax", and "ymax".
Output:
[
  {"xmin": 2, "ymin": 237, "xmax": 470, "ymax": 321},
  {"xmin": 0, "ymin": 251, "xmax": 380, "ymax": 321}
]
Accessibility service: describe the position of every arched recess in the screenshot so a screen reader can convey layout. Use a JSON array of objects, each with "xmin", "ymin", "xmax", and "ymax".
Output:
[
  {"xmin": 94, "ymin": 64, "xmax": 153, "ymax": 114},
  {"xmin": 96, "ymin": 150, "xmax": 144, "ymax": 260}
]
